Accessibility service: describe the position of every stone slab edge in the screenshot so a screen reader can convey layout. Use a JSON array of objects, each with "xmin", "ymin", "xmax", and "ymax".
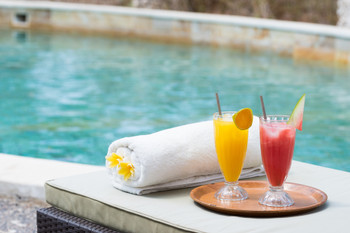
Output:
[
  {"xmin": 0, "ymin": 153, "xmax": 104, "ymax": 200},
  {"xmin": 1, "ymin": 0, "xmax": 350, "ymax": 40}
]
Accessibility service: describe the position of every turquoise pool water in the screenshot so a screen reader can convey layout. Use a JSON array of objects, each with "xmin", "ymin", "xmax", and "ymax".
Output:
[{"xmin": 0, "ymin": 29, "xmax": 349, "ymax": 171}]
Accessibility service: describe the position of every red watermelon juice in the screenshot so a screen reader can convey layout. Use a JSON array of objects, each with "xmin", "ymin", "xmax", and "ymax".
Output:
[{"xmin": 260, "ymin": 118, "xmax": 296, "ymax": 187}]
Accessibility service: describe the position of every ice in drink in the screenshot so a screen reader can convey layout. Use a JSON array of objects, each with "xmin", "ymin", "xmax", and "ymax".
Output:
[
  {"xmin": 260, "ymin": 121, "xmax": 296, "ymax": 187},
  {"xmin": 259, "ymin": 115, "xmax": 296, "ymax": 207}
]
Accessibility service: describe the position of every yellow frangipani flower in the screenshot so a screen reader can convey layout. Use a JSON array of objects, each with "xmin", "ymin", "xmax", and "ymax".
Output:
[
  {"xmin": 118, "ymin": 162, "xmax": 135, "ymax": 181},
  {"xmin": 105, "ymin": 153, "xmax": 123, "ymax": 168}
]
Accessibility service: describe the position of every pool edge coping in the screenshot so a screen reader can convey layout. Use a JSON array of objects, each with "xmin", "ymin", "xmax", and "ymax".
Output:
[
  {"xmin": 0, "ymin": 153, "xmax": 104, "ymax": 200},
  {"xmin": 1, "ymin": 0, "xmax": 350, "ymax": 40}
]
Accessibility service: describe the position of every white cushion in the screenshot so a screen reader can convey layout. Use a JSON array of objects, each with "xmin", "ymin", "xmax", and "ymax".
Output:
[{"xmin": 45, "ymin": 161, "xmax": 350, "ymax": 233}]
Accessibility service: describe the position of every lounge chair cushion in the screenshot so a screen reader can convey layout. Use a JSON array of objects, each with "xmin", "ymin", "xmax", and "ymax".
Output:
[{"xmin": 45, "ymin": 161, "xmax": 350, "ymax": 233}]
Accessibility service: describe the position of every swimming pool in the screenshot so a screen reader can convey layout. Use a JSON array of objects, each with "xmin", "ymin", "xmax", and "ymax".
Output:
[{"xmin": 1, "ymin": 29, "xmax": 349, "ymax": 171}]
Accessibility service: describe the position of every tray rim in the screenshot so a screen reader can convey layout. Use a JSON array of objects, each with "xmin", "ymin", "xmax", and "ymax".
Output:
[{"xmin": 190, "ymin": 180, "xmax": 328, "ymax": 217}]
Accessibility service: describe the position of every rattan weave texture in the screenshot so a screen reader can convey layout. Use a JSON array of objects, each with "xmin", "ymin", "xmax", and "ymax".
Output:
[{"xmin": 37, "ymin": 207, "xmax": 121, "ymax": 233}]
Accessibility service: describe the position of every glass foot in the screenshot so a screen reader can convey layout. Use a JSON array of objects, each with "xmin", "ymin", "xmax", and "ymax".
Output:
[
  {"xmin": 215, "ymin": 182, "xmax": 248, "ymax": 201},
  {"xmin": 259, "ymin": 187, "xmax": 294, "ymax": 207}
]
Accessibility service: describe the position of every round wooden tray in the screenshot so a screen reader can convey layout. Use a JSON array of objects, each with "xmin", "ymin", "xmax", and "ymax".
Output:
[{"xmin": 190, "ymin": 181, "xmax": 327, "ymax": 217}]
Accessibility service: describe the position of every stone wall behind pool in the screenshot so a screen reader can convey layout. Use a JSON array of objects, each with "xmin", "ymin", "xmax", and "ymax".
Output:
[{"xmin": 1, "ymin": 0, "xmax": 350, "ymax": 66}]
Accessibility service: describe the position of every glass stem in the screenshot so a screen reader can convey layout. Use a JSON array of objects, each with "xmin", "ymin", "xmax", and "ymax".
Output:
[
  {"xmin": 269, "ymin": 185, "xmax": 284, "ymax": 192},
  {"xmin": 225, "ymin": 181, "xmax": 238, "ymax": 186}
]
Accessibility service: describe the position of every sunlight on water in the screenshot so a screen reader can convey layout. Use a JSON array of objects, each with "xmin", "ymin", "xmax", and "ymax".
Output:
[{"xmin": 0, "ymin": 29, "xmax": 349, "ymax": 171}]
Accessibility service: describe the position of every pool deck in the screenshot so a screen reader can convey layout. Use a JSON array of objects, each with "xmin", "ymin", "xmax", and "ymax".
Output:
[
  {"xmin": 0, "ymin": 194, "xmax": 49, "ymax": 232},
  {"xmin": 0, "ymin": 153, "xmax": 104, "ymax": 200},
  {"xmin": 0, "ymin": 154, "xmax": 103, "ymax": 232}
]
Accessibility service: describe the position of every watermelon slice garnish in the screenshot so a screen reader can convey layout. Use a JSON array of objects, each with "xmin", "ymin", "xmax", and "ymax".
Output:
[{"xmin": 287, "ymin": 94, "xmax": 306, "ymax": 131}]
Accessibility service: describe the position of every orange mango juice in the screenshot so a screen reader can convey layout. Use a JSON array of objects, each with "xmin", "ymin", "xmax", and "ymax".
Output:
[{"xmin": 214, "ymin": 113, "xmax": 248, "ymax": 182}]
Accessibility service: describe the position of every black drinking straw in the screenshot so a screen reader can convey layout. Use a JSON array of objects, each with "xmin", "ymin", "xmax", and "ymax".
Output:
[
  {"xmin": 216, "ymin": 92, "xmax": 222, "ymax": 116},
  {"xmin": 260, "ymin": 96, "xmax": 267, "ymax": 120}
]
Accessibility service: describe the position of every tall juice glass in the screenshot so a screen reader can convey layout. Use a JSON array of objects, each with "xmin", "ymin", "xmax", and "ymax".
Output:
[
  {"xmin": 259, "ymin": 115, "xmax": 296, "ymax": 207},
  {"xmin": 213, "ymin": 111, "xmax": 249, "ymax": 201}
]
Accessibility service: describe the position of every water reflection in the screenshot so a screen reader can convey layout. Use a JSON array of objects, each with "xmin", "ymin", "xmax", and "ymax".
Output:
[{"xmin": 0, "ymin": 29, "xmax": 349, "ymax": 171}]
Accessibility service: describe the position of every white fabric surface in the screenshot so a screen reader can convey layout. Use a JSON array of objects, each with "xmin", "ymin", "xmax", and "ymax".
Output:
[
  {"xmin": 46, "ymin": 161, "xmax": 350, "ymax": 233},
  {"xmin": 106, "ymin": 117, "xmax": 264, "ymax": 194}
]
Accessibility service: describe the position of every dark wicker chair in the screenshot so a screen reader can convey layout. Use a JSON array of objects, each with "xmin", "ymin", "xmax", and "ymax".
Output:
[{"xmin": 37, "ymin": 207, "xmax": 121, "ymax": 233}]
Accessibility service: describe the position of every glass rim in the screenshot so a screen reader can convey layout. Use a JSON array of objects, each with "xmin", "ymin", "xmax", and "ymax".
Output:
[
  {"xmin": 259, "ymin": 115, "xmax": 290, "ymax": 122},
  {"xmin": 213, "ymin": 111, "xmax": 236, "ymax": 119},
  {"xmin": 213, "ymin": 111, "xmax": 236, "ymax": 116}
]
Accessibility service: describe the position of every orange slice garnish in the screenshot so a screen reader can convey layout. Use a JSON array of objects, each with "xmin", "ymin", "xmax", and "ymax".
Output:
[{"xmin": 232, "ymin": 108, "xmax": 253, "ymax": 130}]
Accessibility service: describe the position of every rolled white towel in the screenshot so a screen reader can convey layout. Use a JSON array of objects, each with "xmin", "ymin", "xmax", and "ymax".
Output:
[{"xmin": 106, "ymin": 116, "xmax": 264, "ymax": 195}]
